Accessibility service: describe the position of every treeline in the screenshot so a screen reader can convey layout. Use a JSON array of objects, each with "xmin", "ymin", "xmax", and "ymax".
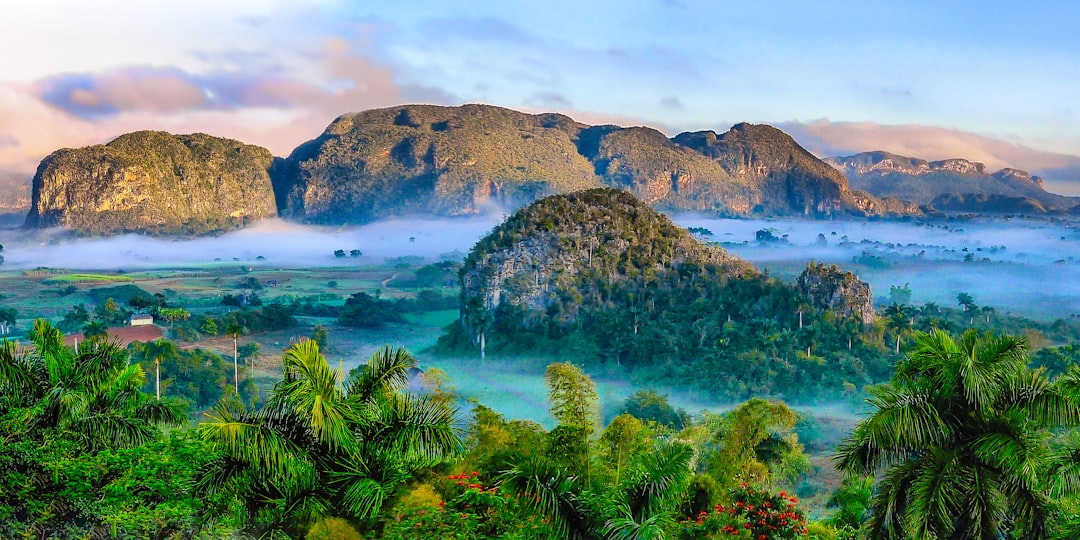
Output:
[
  {"xmin": 4, "ymin": 323, "xmax": 1080, "ymax": 538},
  {"xmin": 442, "ymin": 267, "xmax": 897, "ymax": 402}
]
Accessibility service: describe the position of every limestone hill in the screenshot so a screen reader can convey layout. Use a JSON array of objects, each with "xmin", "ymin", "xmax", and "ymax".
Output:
[{"xmin": 25, "ymin": 131, "xmax": 277, "ymax": 236}]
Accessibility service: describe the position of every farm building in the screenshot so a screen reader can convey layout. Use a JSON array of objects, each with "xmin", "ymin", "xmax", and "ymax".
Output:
[{"xmin": 129, "ymin": 314, "xmax": 154, "ymax": 326}]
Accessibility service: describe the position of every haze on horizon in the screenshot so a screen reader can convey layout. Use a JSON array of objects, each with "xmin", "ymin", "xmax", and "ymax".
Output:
[{"xmin": 0, "ymin": 0, "xmax": 1078, "ymax": 196}]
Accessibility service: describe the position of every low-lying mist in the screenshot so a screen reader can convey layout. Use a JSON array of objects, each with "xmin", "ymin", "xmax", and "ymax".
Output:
[
  {"xmin": 675, "ymin": 215, "xmax": 1080, "ymax": 319},
  {"xmin": 0, "ymin": 216, "xmax": 504, "ymax": 270},
  {"xmin": 3, "ymin": 212, "xmax": 1080, "ymax": 319}
]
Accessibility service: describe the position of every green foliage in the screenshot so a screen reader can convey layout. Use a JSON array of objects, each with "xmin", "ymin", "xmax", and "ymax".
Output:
[
  {"xmin": 383, "ymin": 471, "xmax": 543, "ymax": 539},
  {"xmin": 1, "ymin": 321, "xmax": 186, "ymax": 449},
  {"xmin": 129, "ymin": 340, "xmax": 245, "ymax": 409},
  {"xmin": 198, "ymin": 342, "xmax": 463, "ymax": 538},
  {"xmin": 677, "ymin": 484, "xmax": 809, "ymax": 539},
  {"xmin": 339, "ymin": 292, "xmax": 406, "ymax": 328},
  {"xmin": 312, "ymin": 324, "xmax": 329, "ymax": 349},
  {"xmin": 701, "ymin": 399, "xmax": 809, "ymax": 494},
  {"xmin": 621, "ymin": 390, "xmax": 690, "ymax": 430},
  {"xmin": 835, "ymin": 329, "xmax": 1080, "ymax": 539},
  {"xmin": 57, "ymin": 304, "xmax": 90, "ymax": 332},
  {"xmin": 448, "ymin": 189, "xmax": 896, "ymax": 401}
]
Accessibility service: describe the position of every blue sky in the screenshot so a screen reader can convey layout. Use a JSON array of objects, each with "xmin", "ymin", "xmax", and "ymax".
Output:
[{"xmin": 1, "ymin": 0, "xmax": 1077, "ymax": 189}]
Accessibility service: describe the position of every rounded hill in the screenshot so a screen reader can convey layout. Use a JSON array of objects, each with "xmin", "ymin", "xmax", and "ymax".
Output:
[
  {"xmin": 442, "ymin": 188, "xmax": 891, "ymax": 401},
  {"xmin": 25, "ymin": 131, "xmax": 277, "ymax": 236}
]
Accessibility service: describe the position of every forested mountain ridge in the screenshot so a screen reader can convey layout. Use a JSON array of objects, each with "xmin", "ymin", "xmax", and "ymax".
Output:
[
  {"xmin": 443, "ymin": 188, "xmax": 892, "ymax": 400},
  {"xmin": 24, "ymin": 131, "xmax": 278, "ymax": 236},
  {"xmin": 826, "ymin": 150, "xmax": 1079, "ymax": 214},
  {"xmin": 272, "ymin": 104, "xmax": 913, "ymax": 223},
  {"xmin": 20, "ymin": 104, "xmax": 922, "ymax": 236}
]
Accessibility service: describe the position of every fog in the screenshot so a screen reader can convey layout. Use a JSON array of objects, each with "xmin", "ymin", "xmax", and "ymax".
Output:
[
  {"xmin": 675, "ymin": 215, "xmax": 1080, "ymax": 319},
  {"xmin": 0, "ymin": 216, "xmax": 503, "ymax": 270},
  {"xmin": 3, "ymin": 213, "xmax": 1080, "ymax": 319}
]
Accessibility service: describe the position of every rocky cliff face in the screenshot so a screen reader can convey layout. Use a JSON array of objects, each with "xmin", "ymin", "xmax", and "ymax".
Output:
[
  {"xmin": 826, "ymin": 151, "xmax": 1075, "ymax": 214},
  {"xmin": 25, "ymin": 131, "xmax": 277, "ymax": 235},
  {"xmin": 273, "ymin": 104, "xmax": 601, "ymax": 224},
  {"xmin": 796, "ymin": 262, "xmax": 875, "ymax": 325},
  {"xmin": 459, "ymin": 188, "xmax": 751, "ymax": 338},
  {"xmin": 674, "ymin": 124, "xmax": 865, "ymax": 216},
  {"xmin": 274, "ymin": 104, "xmax": 911, "ymax": 224}
]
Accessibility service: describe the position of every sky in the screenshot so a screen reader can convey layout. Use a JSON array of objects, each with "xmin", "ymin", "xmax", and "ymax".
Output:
[{"xmin": 1, "ymin": 0, "xmax": 1078, "ymax": 194}]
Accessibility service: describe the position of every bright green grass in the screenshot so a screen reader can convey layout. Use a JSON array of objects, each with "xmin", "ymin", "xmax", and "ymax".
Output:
[{"xmin": 405, "ymin": 310, "xmax": 459, "ymax": 327}]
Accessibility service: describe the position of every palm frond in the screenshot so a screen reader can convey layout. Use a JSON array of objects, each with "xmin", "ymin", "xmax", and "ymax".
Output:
[
  {"xmin": 602, "ymin": 511, "xmax": 675, "ymax": 540},
  {"xmin": 499, "ymin": 456, "xmax": 591, "ymax": 540},
  {"xmin": 369, "ymin": 393, "xmax": 464, "ymax": 464},
  {"xmin": 905, "ymin": 448, "xmax": 961, "ymax": 539},
  {"xmin": 343, "ymin": 345, "xmax": 415, "ymax": 403},
  {"xmin": 73, "ymin": 412, "xmax": 156, "ymax": 448},
  {"xmin": 622, "ymin": 441, "xmax": 693, "ymax": 519},
  {"xmin": 200, "ymin": 401, "xmax": 312, "ymax": 479},
  {"xmin": 272, "ymin": 340, "xmax": 354, "ymax": 451}
]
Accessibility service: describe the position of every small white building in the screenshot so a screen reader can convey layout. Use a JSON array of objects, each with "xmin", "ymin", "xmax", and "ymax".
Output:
[{"xmin": 129, "ymin": 314, "xmax": 154, "ymax": 326}]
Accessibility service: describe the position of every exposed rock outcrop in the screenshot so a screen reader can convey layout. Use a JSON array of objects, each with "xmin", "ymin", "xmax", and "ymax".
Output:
[
  {"xmin": 796, "ymin": 262, "xmax": 875, "ymax": 325},
  {"xmin": 274, "ymin": 104, "xmax": 911, "ymax": 224},
  {"xmin": 25, "ymin": 131, "xmax": 277, "ymax": 235},
  {"xmin": 826, "ymin": 151, "xmax": 1076, "ymax": 214}
]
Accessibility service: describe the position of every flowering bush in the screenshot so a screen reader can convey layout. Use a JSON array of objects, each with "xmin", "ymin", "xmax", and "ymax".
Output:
[
  {"xmin": 383, "ymin": 472, "xmax": 548, "ymax": 539},
  {"xmin": 678, "ymin": 484, "xmax": 810, "ymax": 539}
]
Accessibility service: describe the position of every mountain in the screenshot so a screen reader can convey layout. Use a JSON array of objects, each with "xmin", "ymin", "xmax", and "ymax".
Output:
[
  {"xmin": 441, "ymin": 188, "xmax": 885, "ymax": 400},
  {"xmin": 825, "ymin": 151, "xmax": 1079, "ymax": 214},
  {"xmin": 24, "ymin": 131, "xmax": 278, "ymax": 236},
  {"xmin": 273, "ymin": 104, "xmax": 912, "ymax": 224}
]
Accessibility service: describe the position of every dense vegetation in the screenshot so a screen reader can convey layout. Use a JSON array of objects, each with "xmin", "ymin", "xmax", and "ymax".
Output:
[
  {"xmin": 4, "ymin": 321, "xmax": 1080, "ymax": 539},
  {"xmin": 444, "ymin": 189, "xmax": 892, "ymax": 401}
]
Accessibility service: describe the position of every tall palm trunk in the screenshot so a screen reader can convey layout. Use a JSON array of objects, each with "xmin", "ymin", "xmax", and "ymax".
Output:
[
  {"xmin": 233, "ymin": 336, "xmax": 238, "ymax": 393},
  {"xmin": 155, "ymin": 360, "xmax": 161, "ymax": 400}
]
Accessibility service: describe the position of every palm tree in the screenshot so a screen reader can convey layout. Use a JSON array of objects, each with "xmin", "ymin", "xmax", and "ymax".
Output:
[
  {"xmin": 883, "ymin": 303, "xmax": 911, "ymax": 353},
  {"xmin": 0, "ymin": 320, "xmax": 183, "ymax": 449},
  {"xmin": 139, "ymin": 338, "xmax": 178, "ymax": 400},
  {"xmin": 498, "ymin": 440, "xmax": 694, "ymax": 540},
  {"xmin": 198, "ymin": 341, "xmax": 462, "ymax": 538},
  {"xmin": 836, "ymin": 329, "xmax": 1080, "ymax": 539},
  {"xmin": 225, "ymin": 324, "xmax": 244, "ymax": 393}
]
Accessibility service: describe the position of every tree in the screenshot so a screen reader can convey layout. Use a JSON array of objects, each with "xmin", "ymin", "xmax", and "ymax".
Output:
[
  {"xmin": 200, "ymin": 317, "xmax": 219, "ymax": 336},
  {"xmin": 0, "ymin": 307, "xmax": 16, "ymax": 335},
  {"xmin": 82, "ymin": 320, "xmax": 108, "ymax": 340},
  {"xmin": 703, "ymin": 398, "xmax": 807, "ymax": 492},
  {"xmin": 888, "ymin": 283, "xmax": 912, "ymax": 305},
  {"xmin": 957, "ymin": 292, "xmax": 978, "ymax": 324},
  {"xmin": 333, "ymin": 249, "xmax": 346, "ymax": 258},
  {"xmin": 225, "ymin": 323, "xmax": 244, "ymax": 393},
  {"xmin": 140, "ymin": 338, "xmax": 179, "ymax": 400},
  {"xmin": 546, "ymin": 363, "xmax": 600, "ymax": 484},
  {"xmin": 0, "ymin": 320, "xmax": 184, "ymax": 448},
  {"xmin": 836, "ymin": 329, "xmax": 1080, "ymax": 539},
  {"xmin": 827, "ymin": 475, "xmax": 874, "ymax": 531},
  {"xmin": 157, "ymin": 307, "xmax": 191, "ymax": 328},
  {"xmin": 312, "ymin": 324, "xmax": 329, "ymax": 350},
  {"xmin": 883, "ymin": 303, "xmax": 911, "ymax": 353},
  {"xmin": 198, "ymin": 342, "xmax": 462, "ymax": 538}
]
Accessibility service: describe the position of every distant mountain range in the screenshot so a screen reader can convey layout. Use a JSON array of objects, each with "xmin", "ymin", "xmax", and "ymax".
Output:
[
  {"xmin": 12, "ymin": 104, "xmax": 1077, "ymax": 236},
  {"xmin": 825, "ymin": 151, "xmax": 1079, "ymax": 214}
]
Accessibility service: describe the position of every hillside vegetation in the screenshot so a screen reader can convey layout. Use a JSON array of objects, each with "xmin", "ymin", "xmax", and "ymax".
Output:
[
  {"xmin": 442, "ymin": 188, "xmax": 891, "ymax": 400},
  {"xmin": 273, "ymin": 104, "xmax": 908, "ymax": 224}
]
